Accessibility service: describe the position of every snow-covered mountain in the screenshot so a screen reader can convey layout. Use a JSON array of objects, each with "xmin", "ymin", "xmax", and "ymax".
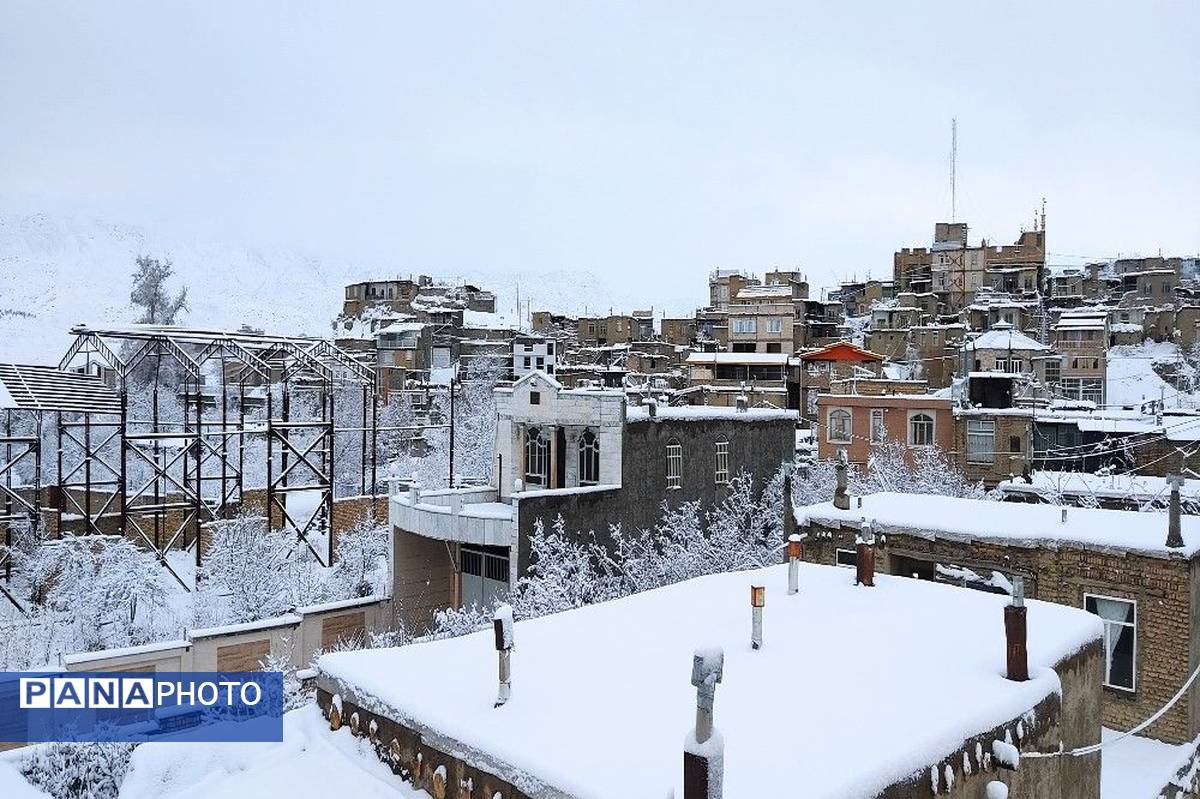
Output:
[{"xmin": 0, "ymin": 214, "xmax": 672, "ymax": 364}]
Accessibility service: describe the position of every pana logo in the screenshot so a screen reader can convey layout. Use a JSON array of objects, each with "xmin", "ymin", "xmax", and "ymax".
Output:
[{"xmin": 19, "ymin": 676, "xmax": 263, "ymax": 709}]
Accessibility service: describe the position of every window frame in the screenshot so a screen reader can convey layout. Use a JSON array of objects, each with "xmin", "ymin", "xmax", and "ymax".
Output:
[
  {"xmin": 827, "ymin": 408, "xmax": 852, "ymax": 444},
  {"xmin": 966, "ymin": 419, "xmax": 995, "ymax": 464},
  {"xmin": 578, "ymin": 429, "xmax": 601, "ymax": 486},
  {"xmin": 908, "ymin": 411, "xmax": 935, "ymax": 447},
  {"xmin": 1084, "ymin": 593, "xmax": 1137, "ymax": 692},
  {"xmin": 524, "ymin": 427, "xmax": 550, "ymax": 487},
  {"xmin": 870, "ymin": 409, "xmax": 886, "ymax": 443},
  {"xmin": 835, "ymin": 548, "xmax": 858, "ymax": 568},
  {"xmin": 714, "ymin": 439, "xmax": 730, "ymax": 485},
  {"xmin": 666, "ymin": 440, "xmax": 683, "ymax": 489}
]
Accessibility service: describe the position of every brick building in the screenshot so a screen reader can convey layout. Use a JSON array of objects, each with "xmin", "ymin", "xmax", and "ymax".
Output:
[
  {"xmin": 816, "ymin": 393, "xmax": 954, "ymax": 466},
  {"xmin": 794, "ymin": 341, "xmax": 884, "ymax": 422},
  {"xmin": 797, "ymin": 491, "xmax": 1200, "ymax": 744}
]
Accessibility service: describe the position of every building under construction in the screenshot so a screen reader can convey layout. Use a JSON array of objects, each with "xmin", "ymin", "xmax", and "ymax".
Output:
[{"xmin": 0, "ymin": 324, "xmax": 387, "ymax": 607}]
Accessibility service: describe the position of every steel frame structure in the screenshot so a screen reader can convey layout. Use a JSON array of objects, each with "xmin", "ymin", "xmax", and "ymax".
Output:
[
  {"xmin": 0, "ymin": 408, "xmax": 40, "ymax": 612},
  {"xmin": 51, "ymin": 325, "xmax": 379, "ymax": 584}
]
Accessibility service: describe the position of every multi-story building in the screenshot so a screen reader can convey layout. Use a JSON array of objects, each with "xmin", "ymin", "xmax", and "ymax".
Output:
[
  {"xmin": 576, "ymin": 314, "xmax": 636, "ymax": 348},
  {"xmin": 342, "ymin": 279, "xmax": 422, "ymax": 317},
  {"xmin": 708, "ymin": 269, "xmax": 758, "ymax": 311},
  {"xmin": 375, "ymin": 322, "xmax": 430, "ymax": 399},
  {"xmin": 726, "ymin": 284, "xmax": 795, "ymax": 353},
  {"xmin": 909, "ymin": 323, "xmax": 967, "ymax": 389},
  {"xmin": 794, "ymin": 341, "xmax": 884, "ymax": 421},
  {"xmin": 896, "ymin": 221, "xmax": 1046, "ymax": 313},
  {"xmin": 512, "ymin": 335, "xmax": 557, "ymax": 379},
  {"xmin": 387, "ymin": 372, "xmax": 795, "ymax": 629},
  {"xmin": 1053, "ymin": 309, "xmax": 1108, "ymax": 404},
  {"xmin": 660, "ymin": 316, "xmax": 698, "ymax": 347},
  {"xmin": 683, "ymin": 351, "xmax": 793, "ymax": 409}
]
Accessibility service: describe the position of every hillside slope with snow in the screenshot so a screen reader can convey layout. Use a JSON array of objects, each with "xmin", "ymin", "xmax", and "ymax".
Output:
[{"xmin": 0, "ymin": 214, "xmax": 680, "ymax": 364}]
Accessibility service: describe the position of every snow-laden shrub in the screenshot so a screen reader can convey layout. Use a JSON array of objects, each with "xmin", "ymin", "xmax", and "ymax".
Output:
[
  {"xmin": 20, "ymin": 736, "xmax": 136, "ymax": 799},
  {"xmin": 12, "ymin": 534, "xmax": 172, "ymax": 654},
  {"xmin": 195, "ymin": 514, "xmax": 392, "ymax": 627}
]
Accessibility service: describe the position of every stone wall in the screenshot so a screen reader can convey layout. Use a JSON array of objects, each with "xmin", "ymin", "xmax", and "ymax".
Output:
[{"xmin": 801, "ymin": 522, "xmax": 1198, "ymax": 744}]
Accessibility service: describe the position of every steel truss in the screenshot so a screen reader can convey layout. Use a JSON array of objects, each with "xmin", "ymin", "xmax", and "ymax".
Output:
[
  {"xmin": 0, "ymin": 409, "xmax": 41, "ymax": 612},
  {"xmin": 55, "ymin": 326, "xmax": 378, "ymax": 580}
]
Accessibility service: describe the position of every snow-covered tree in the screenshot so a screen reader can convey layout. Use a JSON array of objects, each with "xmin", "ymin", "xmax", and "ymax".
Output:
[
  {"xmin": 130, "ymin": 255, "xmax": 188, "ymax": 325},
  {"xmin": 21, "ymin": 737, "xmax": 135, "ymax": 799}
]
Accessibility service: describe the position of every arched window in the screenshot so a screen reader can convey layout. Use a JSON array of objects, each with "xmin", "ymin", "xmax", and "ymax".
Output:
[
  {"xmin": 909, "ymin": 413, "xmax": 934, "ymax": 447},
  {"xmin": 828, "ymin": 409, "xmax": 852, "ymax": 443},
  {"xmin": 525, "ymin": 427, "xmax": 549, "ymax": 487},
  {"xmin": 578, "ymin": 429, "xmax": 600, "ymax": 486},
  {"xmin": 714, "ymin": 438, "xmax": 729, "ymax": 484}
]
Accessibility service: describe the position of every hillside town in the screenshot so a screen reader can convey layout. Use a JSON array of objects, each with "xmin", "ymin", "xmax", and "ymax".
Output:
[
  {"xmin": 0, "ymin": 215, "xmax": 1198, "ymax": 799},
  {"xmin": 2, "ymin": 3, "xmax": 1198, "ymax": 799}
]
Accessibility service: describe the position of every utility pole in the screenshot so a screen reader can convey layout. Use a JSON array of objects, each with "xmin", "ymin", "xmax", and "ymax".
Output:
[{"xmin": 950, "ymin": 118, "xmax": 958, "ymax": 222}]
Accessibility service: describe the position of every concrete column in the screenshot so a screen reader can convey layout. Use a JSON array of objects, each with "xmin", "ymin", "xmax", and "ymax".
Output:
[
  {"xmin": 548, "ymin": 425, "xmax": 559, "ymax": 489},
  {"xmin": 565, "ymin": 427, "xmax": 581, "ymax": 487},
  {"xmin": 516, "ymin": 424, "xmax": 527, "ymax": 490}
]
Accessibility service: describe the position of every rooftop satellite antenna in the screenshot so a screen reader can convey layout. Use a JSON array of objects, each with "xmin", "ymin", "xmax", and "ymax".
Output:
[{"xmin": 950, "ymin": 118, "xmax": 958, "ymax": 222}]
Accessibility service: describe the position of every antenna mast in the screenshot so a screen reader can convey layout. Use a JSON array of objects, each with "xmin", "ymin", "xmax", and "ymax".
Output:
[{"xmin": 950, "ymin": 118, "xmax": 958, "ymax": 222}]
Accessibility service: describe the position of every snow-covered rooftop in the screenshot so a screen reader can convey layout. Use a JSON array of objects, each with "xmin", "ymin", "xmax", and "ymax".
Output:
[
  {"xmin": 962, "ymin": 325, "xmax": 1050, "ymax": 352},
  {"xmin": 626, "ymin": 405, "xmax": 797, "ymax": 423},
  {"xmin": 996, "ymin": 470, "xmax": 1200, "ymax": 502},
  {"xmin": 318, "ymin": 562, "xmax": 1100, "ymax": 799},
  {"xmin": 798, "ymin": 492, "xmax": 1200, "ymax": 558},
  {"xmin": 685, "ymin": 351, "xmax": 791, "ymax": 366}
]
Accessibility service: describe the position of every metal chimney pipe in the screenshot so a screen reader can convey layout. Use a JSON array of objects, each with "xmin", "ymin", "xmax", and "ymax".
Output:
[
  {"xmin": 1005, "ymin": 577, "xmax": 1029, "ymax": 682},
  {"xmin": 855, "ymin": 519, "xmax": 876, "ymax": 587},
  {"xmin": 750, "ymin": 586, "xmax": 765, "ymax": 650},
  {"xmin": 787, "ymin": 534, "xmax": 802, "ymax": 595},
  {"xmin": 1167, "ymin": 474, "xmax": 1185, "ymax": 548},
  {"xmin": 493, "ymin": 605, "xmax": 514, "ymax": 707}
]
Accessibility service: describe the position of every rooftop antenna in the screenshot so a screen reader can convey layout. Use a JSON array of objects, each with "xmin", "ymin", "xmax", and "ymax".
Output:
[{"xmin": 950, "ymin": 118, "xmax": 958, "ymax": 222}]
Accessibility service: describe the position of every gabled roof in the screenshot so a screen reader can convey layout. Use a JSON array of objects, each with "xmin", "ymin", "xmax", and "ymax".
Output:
[{"xmin": 797, "ymin": 341, "xmax": 883, "ymax": 363}]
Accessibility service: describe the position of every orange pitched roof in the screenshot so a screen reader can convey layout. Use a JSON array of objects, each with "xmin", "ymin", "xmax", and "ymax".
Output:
[{"xmin": 798, "ymin": 341, "xmax": 884, "ymax": 363}]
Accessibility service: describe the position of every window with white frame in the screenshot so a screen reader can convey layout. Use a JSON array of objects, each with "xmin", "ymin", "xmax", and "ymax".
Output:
[
  {"xmin": 732, "ymin": 318, "xmax": 757, "ymax": 335},
  {"xmin": 766, "ymin": 318, "xmax": 783, "ymax": 334},
  {"xmin": 909, "ymin": 412, "xmax": 935, "ymax": 447},
  {"xmin": 1085, "ymin": 594, "xmax": 1136, "ymax": 691},
  {"xmin": 666, "ymin": 441, "xmax": 683, "ymax": 489},
  {"xmin": 828, "ymin": 409, "xmax": 852, "ymax": 443},
  {"xmin": 714, "ymin": 439, "xmax": 729, "ymax": 484},
  {"xmin": 870, "ymin": 409, "xmax": 886, "ymax": 443},
  {"xmin": 835, "ymin": 548, "xmax": 858, "ymax": 568},
  {"xmin": 525, "ymin": 427, "xmax": 550, "ymax": 487},
  {"xmin": 966, "ymin": 419, "xmax": 995, "ymax": 463},
  {"xmin": 578, "ymin": 429, "xmax": 600, "ymax": 486}
]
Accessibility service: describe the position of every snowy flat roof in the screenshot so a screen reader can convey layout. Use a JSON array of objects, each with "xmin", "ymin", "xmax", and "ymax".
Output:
[
  {"xmin": 318, "ymin": 563, "xmax": 1099, "ymax": 799},
  {"xmin": 962, "ymin": 328, "xmax": 1050, "ymax": 352},
  {"xmin": 996, "ymin": 471, "xmax": 1200, "ymax": 502},
  {"xmin": 626, "ymin": 406, "xmax": 797, "ymax": 423},
  {"xmin": 685, "ymin": 352, "xmax": 790, "ymax": 365},
  {"xmin": 798, "ymin": 492, "xmax": 1200, "ymax": 558}
]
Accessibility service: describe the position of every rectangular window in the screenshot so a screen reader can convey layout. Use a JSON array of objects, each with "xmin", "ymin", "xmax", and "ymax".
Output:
[
  {"xmin": 767, "ymin": 318, "xmax": 783, "ymax": 334},
  {"xmin": 529, "ymin": 391, "xmax": 540, "ymax": 405},
  {"xmin": 967, "ymin": 419, "xmax": 995, "ymax": 463},
  {"xmin": 714, "ymin": 440, "xmax": 729, "ymax": 484},
  {"xmin": 1085, "ymin": 594, "xmax": 1136, "ymax": 691},
  {"xmin": 870, "ymin": 409, "xmax": 886, "ymax": 443},
  {"xmin": 835, "ymin": 548, "xmax": 858, "ymax": 568},
  {"xmin": 666, "ymin": 443, "xmax": 683, "ymax": 489},
  {"xmin": 732, "ymin": 318, "xmax": 758, "ymax": 334}
]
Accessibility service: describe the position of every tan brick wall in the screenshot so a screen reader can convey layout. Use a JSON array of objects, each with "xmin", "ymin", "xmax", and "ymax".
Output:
[{"xmin": 802, "ymin": 525, "xmax": 1198, "ymax": 744}]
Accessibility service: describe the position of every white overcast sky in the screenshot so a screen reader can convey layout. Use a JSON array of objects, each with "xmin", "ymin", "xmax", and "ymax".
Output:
[{"xmin": 1, "ymin": 1, "xmax": 1197, "ymax": 301}]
